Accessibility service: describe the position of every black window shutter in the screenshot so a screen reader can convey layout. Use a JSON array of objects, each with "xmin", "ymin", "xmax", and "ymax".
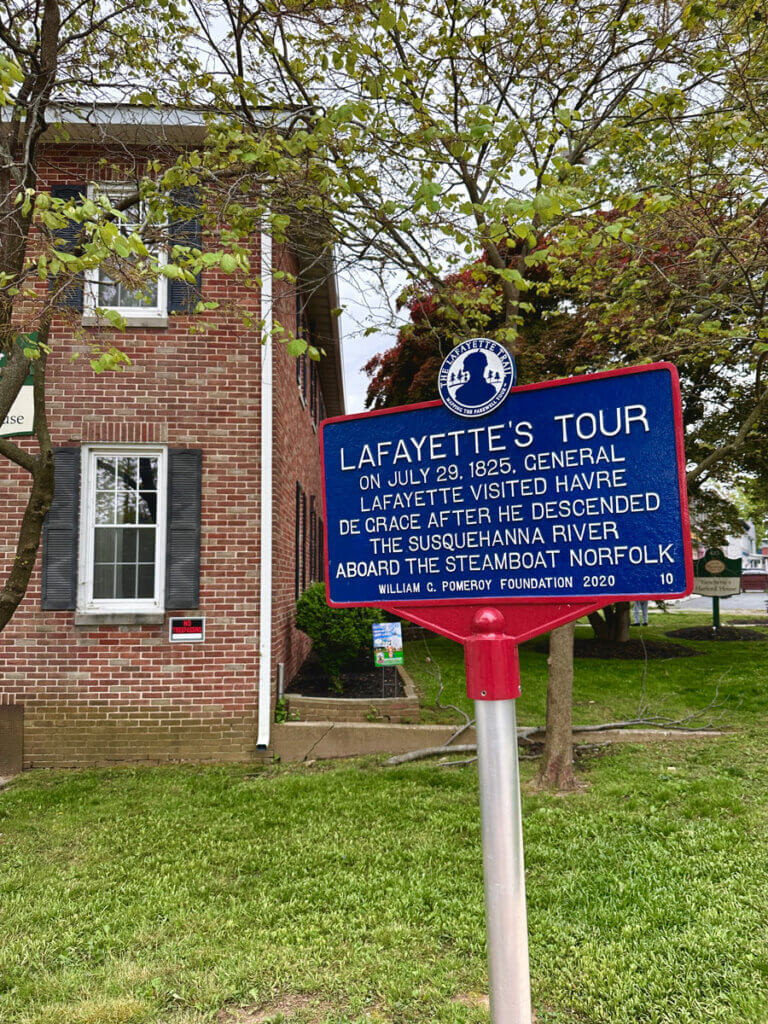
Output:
[
  {"xmin": 301, "ymin": 490, "xmax": 307, "ymax": 592},
  {"xmin": 168, "ymin": 188, "xmax": 202, "ymax": 314},
  {"xmin": 309, "ymin": 496, "xmax": 316, "ymax": 582},
  {"xmin": 49, "ymin": 185, "xmax": 86, "ymax": 310},
  {"xmin": 41, "ymin": 447, "xmax": 81, "ymax": 610},
  {"xmin": 295, "ymin": 482, "xmax": 302, "ymax": 600},
  {"xmin": 318, "ymin": 519, "xmax": 324, "ymax": 582},
  {"xmin": 165, "ymin": 448, "xmax": 202, "ymax": 609}
]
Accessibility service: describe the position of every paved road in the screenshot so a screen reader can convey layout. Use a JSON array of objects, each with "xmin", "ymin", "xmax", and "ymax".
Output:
[
  {"xmin": 666, "ymin": 592, "xmax": 768, "ymax": 614},
  {"xmin": 570, "ymin": 591, "xmax": 767, "ymax": 626}
]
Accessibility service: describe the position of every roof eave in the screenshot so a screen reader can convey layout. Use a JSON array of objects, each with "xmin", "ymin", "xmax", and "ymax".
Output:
[{"xmin": 296, "ymin": 245, "xmax": 345, "ymax": 418}]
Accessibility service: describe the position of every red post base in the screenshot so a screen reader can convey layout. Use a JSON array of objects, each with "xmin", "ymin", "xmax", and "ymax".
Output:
[{"xmin": 464, "ymin": 607, "xmax": 521, "ymax": 701}]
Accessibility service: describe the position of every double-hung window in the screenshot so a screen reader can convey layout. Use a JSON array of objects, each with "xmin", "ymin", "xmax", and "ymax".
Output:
[
  {"xmin": 83, "ymin": 183, "xmax": 167, "ymax": 323},
  {"xmin": 41, "ymin": 446, "xmax": 201, "ymax": 617},
  {"xmin": 78, "ymin": 447, "xmax": 167, "ymax": 613}
]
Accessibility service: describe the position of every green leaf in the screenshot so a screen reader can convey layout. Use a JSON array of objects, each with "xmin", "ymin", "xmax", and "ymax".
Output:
[
  {"xmin": 271, "ymin": 213, "xmax": 291, "ymax": 234},
  {"xmin": 113, "ymin": 236, "xmax": 131, "ymax": 258},
  {"xmin": 378, "ymin": 3, "xmax": 397, "ymax": 31},
  {"xmin": 286, "ymin": 337, "xmax": 308, "ymax": 357}
]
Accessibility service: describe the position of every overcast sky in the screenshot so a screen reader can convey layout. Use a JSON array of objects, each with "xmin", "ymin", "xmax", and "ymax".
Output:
[{"xmin": 337, "ymin": 270, "xmax": 407, "ymax": 414}]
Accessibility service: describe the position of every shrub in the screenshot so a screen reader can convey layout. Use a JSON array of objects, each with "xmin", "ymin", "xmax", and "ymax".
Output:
[{"xmin": 295, "ymin": 581, "xmax": 379, "ymax": 688}]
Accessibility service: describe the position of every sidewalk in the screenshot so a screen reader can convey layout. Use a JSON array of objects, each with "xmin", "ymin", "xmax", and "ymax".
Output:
[
  {"xmin": 571, "ymin": 593, "xmax": 768, "ymax": 621},
  {"xmin": 665, "ymin": 592, "xmax": 768, "ymax": 614}
]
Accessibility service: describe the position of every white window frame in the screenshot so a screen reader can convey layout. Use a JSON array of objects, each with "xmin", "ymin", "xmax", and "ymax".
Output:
[
  {"xmin": 77, "ymin": 445, "xmax": 168, "ymax": 614},
  {"xmin": 83, "ymin": 183, "xmax": 168, "ymax": 323}
]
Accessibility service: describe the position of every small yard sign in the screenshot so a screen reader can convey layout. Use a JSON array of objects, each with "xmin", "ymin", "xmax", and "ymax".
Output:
[{"xmin": 372, "ymin": 622, "xmax": 404, "ymax": 666}]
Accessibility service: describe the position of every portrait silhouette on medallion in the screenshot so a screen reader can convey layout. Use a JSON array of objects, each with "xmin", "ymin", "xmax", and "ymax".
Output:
[{"xmin": 454, "ymin": 351, "xmax": 497, "ymax": 408}]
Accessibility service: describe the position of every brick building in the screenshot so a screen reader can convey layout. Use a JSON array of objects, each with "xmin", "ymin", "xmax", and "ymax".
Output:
[{"xmin": 0, "ymin": 107, "xmax": 344, "ymax": 768}]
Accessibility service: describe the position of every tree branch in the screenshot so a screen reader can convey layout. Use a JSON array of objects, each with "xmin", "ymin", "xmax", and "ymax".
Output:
[
  {"xmin": 0, "ymin": 438, "xmax": 34, "ymax": 472},
  {"xmin": 687, "ymin": 387, "xmax": 768, "ymax": 485}
]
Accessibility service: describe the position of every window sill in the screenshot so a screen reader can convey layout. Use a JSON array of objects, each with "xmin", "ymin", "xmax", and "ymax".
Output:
[
  {"xmin": 82, "ymin": 314, "xmax": 168, "ymax": 329},
  {"xmin": 74, "ymin": 612, "xmax": 165, "ymax": 627}
]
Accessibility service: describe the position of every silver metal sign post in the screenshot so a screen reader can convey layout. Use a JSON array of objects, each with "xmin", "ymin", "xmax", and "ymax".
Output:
[{"xmin": 475, "ymin": 697, "xmax": 532, "ymax": 1024}]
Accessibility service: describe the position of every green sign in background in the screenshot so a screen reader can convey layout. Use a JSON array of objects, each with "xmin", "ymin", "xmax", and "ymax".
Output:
[{"xmin": 693, "ymin": 547, "xmax": 742, "ymax": 578}]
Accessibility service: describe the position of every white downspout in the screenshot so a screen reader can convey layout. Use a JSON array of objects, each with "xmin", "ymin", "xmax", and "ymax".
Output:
[{"xmin": 257, "ymin": 229, "xmax": 273, "ymax": 749}]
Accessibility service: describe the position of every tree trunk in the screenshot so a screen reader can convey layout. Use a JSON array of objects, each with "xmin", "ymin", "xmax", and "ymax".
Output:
[
  {"xmin": 588, "ymin": 606, "xmax": 612, "ymax": 640},
  {"xmin": 588, "ymin": 601, "xmax": 631, "ymax": 642},
  {"xmin": 0, "ymin": 345, "xmax": 54, "ymax": 633},
  {"xmin": 614, "ymin": 601, "xmax": 630, "ymax": 642},
  {"xmin": 0, "ymin": 454, "xmax": 55, "ymax": 631},
  {"xmin": 531, "ymin": 621, "xmax": 577, "ymax": 791},
  {"xmin": 0, "ymin": 0, "xmax": 61, "ymax": 633}
]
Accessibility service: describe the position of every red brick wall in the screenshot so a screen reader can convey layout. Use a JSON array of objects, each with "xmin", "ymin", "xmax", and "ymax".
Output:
[
  {"xmin": 0, "ymin": 144, "xmax": 330, "ymax": 766},
  {"xmin": 271, "ymin": 249, "xmax": 326, "ymax": 685}
]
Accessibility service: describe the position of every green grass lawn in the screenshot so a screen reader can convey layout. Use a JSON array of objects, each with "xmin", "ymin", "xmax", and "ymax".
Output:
[
  {"xmin": 406, "ymin": 610, "xmax": 768, "ymax": 730},
  {"xmin": 1, "ymin": 612, "xmax": 767, "ymax": 1024}
]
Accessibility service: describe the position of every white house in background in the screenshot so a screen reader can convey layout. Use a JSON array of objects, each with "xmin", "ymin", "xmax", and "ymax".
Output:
[
  {"xmin": 718, "ymin": 520, "xmax": 768, "ymax": 570},
  {"xmin": 723, "ymin": 520, "xmax": 757, "ymax": 564},
  {"xmin": 741, "ymin": 525, "xmax": 768, "ymax": 570},
  {"xmin": 692, "ymin": 482, "xmax": 768, "ymax": 570}
]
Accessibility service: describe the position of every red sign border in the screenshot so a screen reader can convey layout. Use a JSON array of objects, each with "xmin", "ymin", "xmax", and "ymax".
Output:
[{"xmin": 320, "ymin": 361, "xmax": 693, "ymax": 612}]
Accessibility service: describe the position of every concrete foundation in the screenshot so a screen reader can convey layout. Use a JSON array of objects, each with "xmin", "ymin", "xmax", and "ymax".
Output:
[
  {"xmin": 270, "ymin": 723, "xmax": 722, "ymax": 763},
  {"xmin": 271, "ymin": 722, "xmax": 475, "ymax": 761}
]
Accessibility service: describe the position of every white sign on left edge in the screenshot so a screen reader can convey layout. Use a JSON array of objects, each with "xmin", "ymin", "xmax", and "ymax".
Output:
[
  {"xmin": 1, "ymin": 385, "xmax": 34, "ymax": 438},
  {"xmin": 1, "ymin": 342, "xmax": 35, "ymax": 438}
]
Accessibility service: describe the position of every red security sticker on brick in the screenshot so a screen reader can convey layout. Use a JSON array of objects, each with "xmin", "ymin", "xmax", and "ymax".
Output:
[{"xmin": 169, "ymin": 617, "xmax": 205, "ymax": 642}]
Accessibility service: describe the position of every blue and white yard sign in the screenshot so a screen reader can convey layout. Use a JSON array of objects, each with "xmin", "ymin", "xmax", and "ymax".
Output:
[
  {"xmin": 372, "ymin": 621, "xmax": 404, "ymax": 666},
  {"xmin": 320, "ymin": 363, "xmax": 692, "ymax": 606}
]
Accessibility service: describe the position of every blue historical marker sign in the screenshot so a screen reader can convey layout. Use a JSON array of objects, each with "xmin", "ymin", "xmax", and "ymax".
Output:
[{"xmin": 320, "ymin": 363, "xmax": 692, "ymax": 607}]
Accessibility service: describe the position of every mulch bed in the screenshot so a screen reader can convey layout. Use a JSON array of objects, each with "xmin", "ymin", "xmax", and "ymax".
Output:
[
  {"xmin": 666, "ymin": 626, "xmax": 768, "ymax": 642},
  {"xmin": 730, "ymin": 617, "xmax": 768, "ymax": 626},
  {"xmin": 572, "ymin": 637, "xmax": 699, "ymax": 659},
  {"xmin": 287, "ymin": 656, "xmax": 403, "ymax": 699},
  {"xmin": 531, "ymin": 637, "xmax": 698, "ymax": 659}
]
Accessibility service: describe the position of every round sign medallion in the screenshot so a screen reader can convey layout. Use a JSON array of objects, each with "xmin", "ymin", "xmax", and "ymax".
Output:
[
  {"xmin": 438, "ymin": 337, "xmax": 516, "ymax": 418},
  {"xmin": 704, "ymin": 559, "xmax": 725, "ymax": 575}
]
